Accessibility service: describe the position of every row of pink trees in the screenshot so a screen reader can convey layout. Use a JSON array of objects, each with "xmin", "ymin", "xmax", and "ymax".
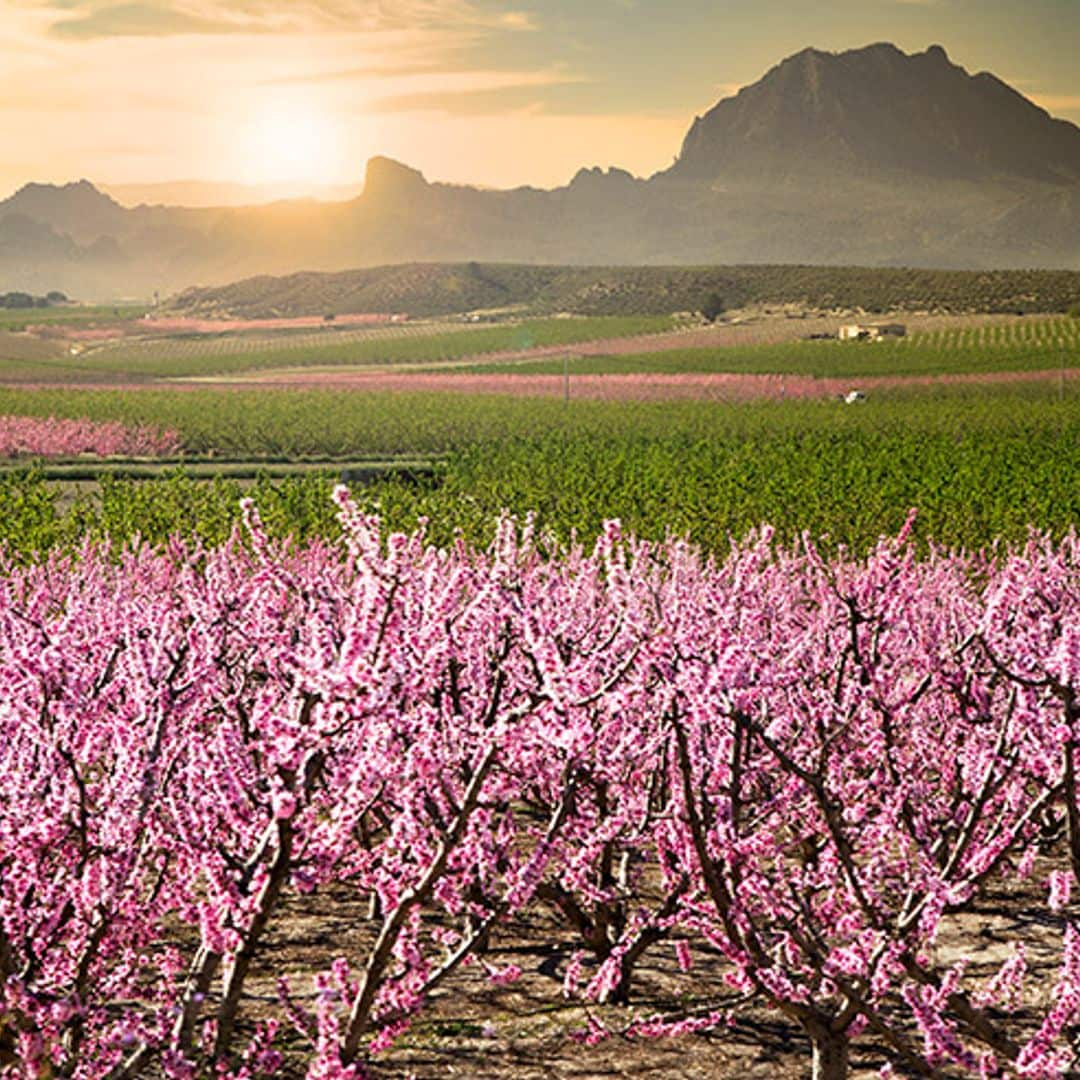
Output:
[
  {"xmin": 1, "ymin": 494, "xmax": 1079, "ymax": 1078},
  {"xmin": 0, "ymin": 415, "xmax": 181, "ymax": 458}
]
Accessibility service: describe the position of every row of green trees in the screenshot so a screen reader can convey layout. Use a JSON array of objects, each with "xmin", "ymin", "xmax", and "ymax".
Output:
[{"xmin": 0, "ymin": 290, "xmax": 68, "ymax": 309}]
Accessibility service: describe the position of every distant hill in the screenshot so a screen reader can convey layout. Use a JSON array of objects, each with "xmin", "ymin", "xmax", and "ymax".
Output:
[
  {"xmin": 101, "ymin": 180, "xmax": 363, "ymax": 209},
  {"xmin": 4, "ymin": 43, "xmax": 1080, "ymax": 298},
  {"xmin": 168, "ymin": 262, "xmax": 1080, "ymax": 320},
  {"xmin": 0, "ymin": 180, "xmax": 129, "ymax": 244},
  {"xmin": 0, "ymin": 214, "xmax": 78, "ymax": 262}
]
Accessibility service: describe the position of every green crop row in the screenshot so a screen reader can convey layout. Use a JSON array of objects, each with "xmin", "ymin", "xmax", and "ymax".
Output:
[
  {"xmin": 915, "ymin": 318, "xmax": 1080, "ymax": 351},
  {"xmin": 458, "ymin": 330, "xmax": 1080, "ymax": 379},
  {"xmin": 0, "ymin": 305, "xmax": 148, "ymax": 331},
  {"xmin": 6, "ymin": 312, "xmax": 1077, "ymax": 386},
  {"xmin": 0, "ymin": 470, "xmax": 344, "ymax": 555},
  {"xmin": 6, "ymin": 315, "xmax": 673, "ymax": 383},
  {"xmin": 0, "ymin": 387, "xmax": 564, "ymax": 456},
  {"xmin": 0, "ymin": 382, "xmax": 1076, "ymax": 557}
]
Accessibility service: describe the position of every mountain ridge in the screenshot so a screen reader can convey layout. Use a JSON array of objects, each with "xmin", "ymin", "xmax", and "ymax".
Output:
[
  {"xmin": 167, "ymin": 262, "xmax": 1080, "ymax": 321},
  {"xmin": 3, "ymin": 42, "xmax": 1080, "ymax": 298}
]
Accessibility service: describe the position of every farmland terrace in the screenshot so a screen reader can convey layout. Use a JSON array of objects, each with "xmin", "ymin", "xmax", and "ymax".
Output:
[{"xmin": 1, "ymin": 309, "xmax": 1077, "ymax": 391}]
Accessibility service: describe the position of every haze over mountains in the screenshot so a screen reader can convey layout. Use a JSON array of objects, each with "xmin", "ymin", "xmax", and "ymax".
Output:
[
  {"xmin": 4, "ymin": 42, "xmax": 1080, "ymax": 300},
  {"xmin": 101, "ymin": 181, "xmax": 365, "ymax": 210}
]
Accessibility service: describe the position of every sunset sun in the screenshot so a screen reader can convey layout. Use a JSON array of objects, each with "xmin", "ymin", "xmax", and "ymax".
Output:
[{"xmin": 239, "ymin": 98, "xmax": 344, "ymax": 187}]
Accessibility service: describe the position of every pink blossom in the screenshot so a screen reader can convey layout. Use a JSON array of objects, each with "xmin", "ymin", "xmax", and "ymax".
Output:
[
  {"xmin": 0, "ymin": 508, "xmax": 1079, "ymax": 1077},
  {"xmin": 0, "ymin": 413, "xmax": 181, "ymax": 457}
]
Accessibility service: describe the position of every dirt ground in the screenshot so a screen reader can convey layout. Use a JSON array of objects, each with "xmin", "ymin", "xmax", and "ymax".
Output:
[
  {"xmin": 225, "ymin": 857, "xmax": 1070, "ymax": 1079},
  {"xmin": 244, "ymin": 885, "xmax": 838, "ymax": 1079}
]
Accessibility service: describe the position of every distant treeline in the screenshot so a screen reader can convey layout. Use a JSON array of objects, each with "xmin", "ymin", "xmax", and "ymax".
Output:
[
  {"xmin": 168, "ymin": 263, "xmax": 1080, "ymax": 320},
  {"xmin": 1, "ymin": 290, "xmax": 69, "ymax": 309}
]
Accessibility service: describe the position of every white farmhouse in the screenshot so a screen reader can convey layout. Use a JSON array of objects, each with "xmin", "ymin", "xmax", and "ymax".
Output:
[{"xmin": 838, "ymin": 323, "xmax": 907, "ymax": 342}]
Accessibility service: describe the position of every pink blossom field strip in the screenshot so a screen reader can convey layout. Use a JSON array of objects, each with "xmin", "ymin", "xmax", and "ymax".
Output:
[{"xmin": 0, "ymin": 414, "xmax": 182, "ymax": 457}]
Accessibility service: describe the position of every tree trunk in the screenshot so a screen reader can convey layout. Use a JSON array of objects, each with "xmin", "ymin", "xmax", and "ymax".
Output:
[
  {"xmin": 808, "ymin": 1022, "xmax": 849, "ymax": 1080},
  {"xmin": 1065, "ymin": 704, "xmax": 1080, "ymax": 883}
]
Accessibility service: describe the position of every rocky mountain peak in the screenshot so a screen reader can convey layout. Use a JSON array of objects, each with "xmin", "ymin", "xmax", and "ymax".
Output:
[
  {"xmin": 668, "ymin": 42, "xmax": 1080, "ymax": 185},
  {"xmin": 362, "ymin": 157, "xmax": 430, "ymax": 202},
  {"xmin": 0, "ymin": 179, "xmax": 126, "ymax": 244}
]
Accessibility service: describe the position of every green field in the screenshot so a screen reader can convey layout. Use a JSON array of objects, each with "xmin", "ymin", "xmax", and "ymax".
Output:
[
  {"xmin": 0, "ymin": 380, "xmax": 1076, "ymax": 557},
  {"xmin": 0, "ymin": 300, "xmax": 1077, "ymax": 559},
  {"xmin": 0, "ymin": 304, "xmax": 148, "ymax": 330},
  {"xmin": 6, "ymin": 310, "xmax": 1080, "ymax": 385},
  {"xmin": 459, "ymin": 317, "xmax": 1080, "ymax": 378},
  {"xmin": 0, "ymin": 315, "xmax": 673, "ymax": 382}
]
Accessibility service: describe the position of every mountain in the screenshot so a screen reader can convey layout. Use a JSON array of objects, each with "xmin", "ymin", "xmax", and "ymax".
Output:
[
  {"xmin": 671, "ymin": 43, "xmax": 1080, "ymax": 185},
  {"xmin": 3, "ymin": 43, "xmax": 1080, "ymax": 299},
  {"xmin": 978, "ymin": 183, "xmax": 1080, "ymax": 261},
  {"xmin": 101, "ymin": 180, "xmax": 363, "ymax": 209},
  {"xmin": 0, "ymin": 214, "xmax": 78, "ymax": 261},
  {"xmin": 0, "ymin": 180, "xmax": 129, "ymax": 244}
]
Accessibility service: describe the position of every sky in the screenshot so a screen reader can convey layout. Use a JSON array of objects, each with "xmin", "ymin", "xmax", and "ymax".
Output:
[{"xmin": 3, "ymin": 0, "xmax": 1080, "ymax": 200}]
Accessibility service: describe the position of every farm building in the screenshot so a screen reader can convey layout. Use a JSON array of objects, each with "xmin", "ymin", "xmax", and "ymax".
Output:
[{"xmin": 838, "ymin": 322, "xmax": 907, "ymax": 342}]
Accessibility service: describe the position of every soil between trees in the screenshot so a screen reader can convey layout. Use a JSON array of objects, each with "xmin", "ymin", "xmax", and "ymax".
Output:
[{"xmin": 201, "ymin": 851, "xmax": 1072, "ymax": 1079}]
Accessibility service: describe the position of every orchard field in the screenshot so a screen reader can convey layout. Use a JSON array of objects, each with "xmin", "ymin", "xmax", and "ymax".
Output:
[
  {"xmin": 0, "ymin": 315, "xmax": 674, "ymax": 385},
  {"xmin": 454, "ymin": 316, "xmax": 1080, "ymax": 380},
  {"xmin": 1, "ymin": 313, "xmax": 1080, "ymax": 1078},
  {"xmin": 4, "ymin": 307, "xmax": 1079, "ymax": 387},
  {"xmin": 0, "ymin": 379, "xmax": 1077, "ymax": 557}
]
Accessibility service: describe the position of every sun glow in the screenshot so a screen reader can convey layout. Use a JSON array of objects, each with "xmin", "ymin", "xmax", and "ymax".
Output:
[{"xmin": 237, "ymin": 97, "xmax": 346, "ymax": 187}]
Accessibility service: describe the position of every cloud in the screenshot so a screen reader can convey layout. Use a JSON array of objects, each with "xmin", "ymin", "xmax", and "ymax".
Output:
[
  {"xmin": 368, "ymin": 69, "xmax": 589, "ymax": 116},
  {"xmin": 372, "ymin": 86, "xmax": 554, "ymax": 116},
  {"xmin": 264, "ymin": 59, "xmax": 463, "ymax": 86},
  {"xmin": 48, "ymin": 2, "xmax": 244, "ymax": 37},
  {"xmin": 38, "ymin": 0, "xmax": 536, "ymax": 39}
]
